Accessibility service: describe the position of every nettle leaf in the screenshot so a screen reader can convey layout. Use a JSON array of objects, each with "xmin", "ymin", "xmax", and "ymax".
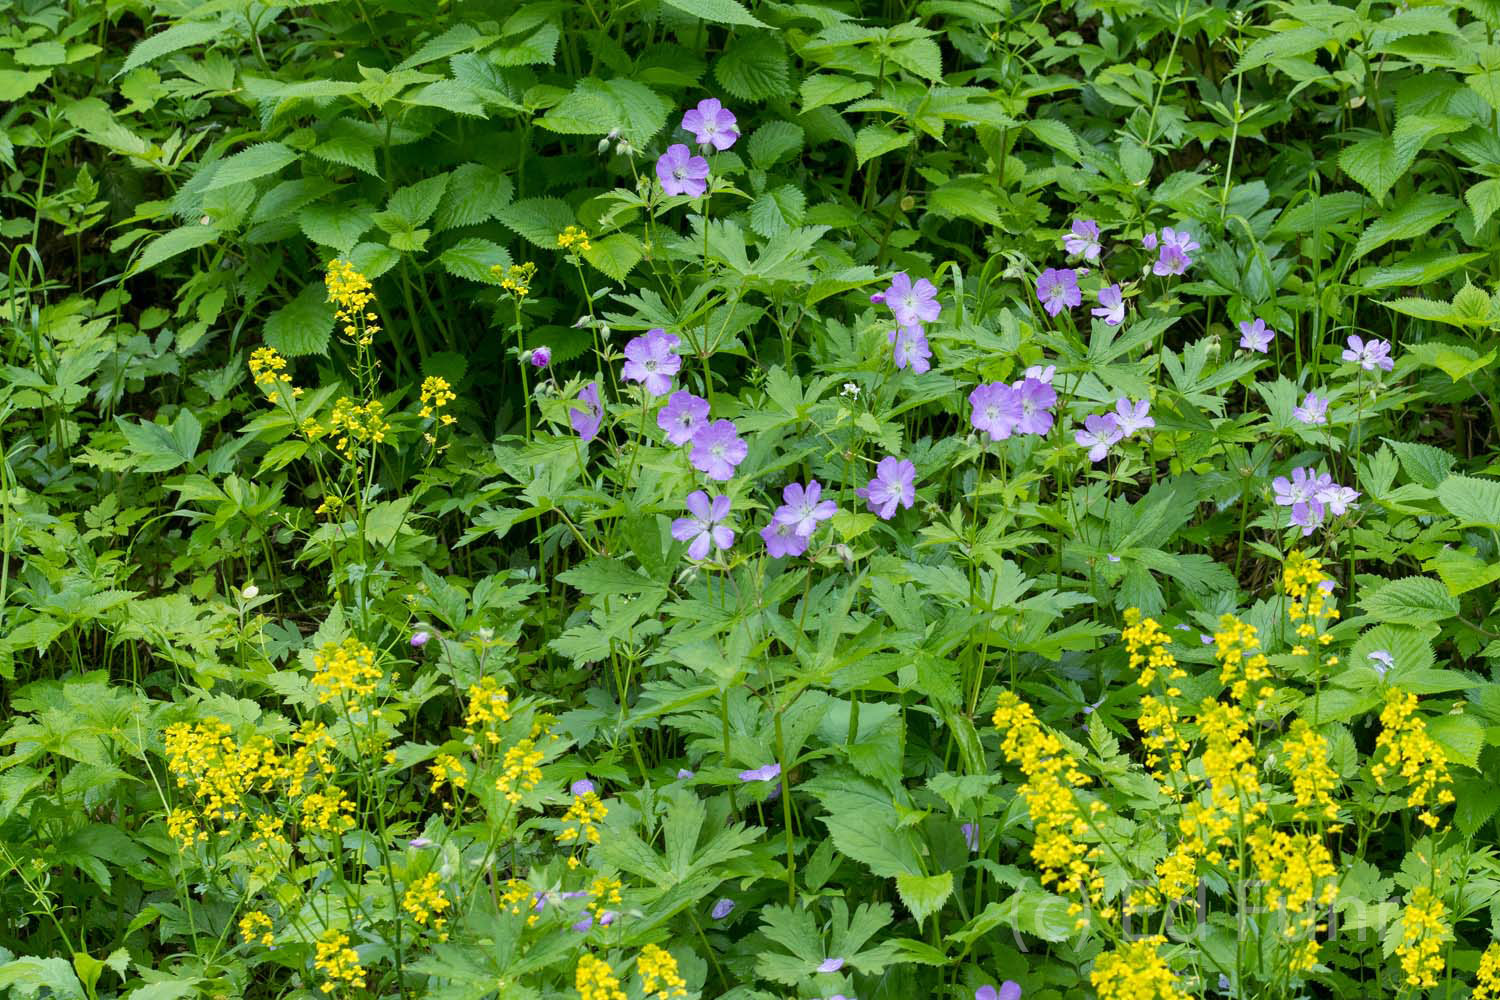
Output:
[
  {"xmin": 715, "ymin": 34, "xmax": 790, "ymax": 102},
  {"xmin": 1358, "ymin": 576, "xmax": 1459, "ymax": 626},
  {"xmin": 131, "ymin": 224, "xmax": 219, "ymax": 275},
  {"xmin": 115, "ymin": 410, "xmax": 202, "ymax": 473},
  {"xmin": 311, "ymin": 122, "xmax": 380, "ymax": 177},
  {"xmin": 1351, "ymin": 193, "xmax": 1457, "ymax": 261},
  {"xmin": 299, "ymin": 200, "xmax": 374, "ymax": 253},
  {"xmin": 895, "ymin": 872, "xmax": 952, "ymax": 924},
  {"xmin": 801, "ymin": 73, "xmax": 872, "ymax": 110},
  {"xmin": 1338, "ymin": 115, "xmax": 1468, "ymax": 202},
  {"xmin": 1436, "ymin": 474, "xmax": 1500, "ymax": 529},
  {"xmin": 1466, "ymin": 177, "xmax": 1500, "ymax": 228},
  {"xmin": 497, "ymin": 197, "xmax": 575, "ymax": 248},
  {"xmin": 1404, "ymin": 341, "xmax": 1496, "ymax": 381},
  {"xmin": 263, "ymin": 282, "xmax": 336, "ymax": 357},
  {"xmin": 538, "ymin": 78, "xmax": 669, "ymax": 146},
  {"xmin": 433, "ymin": 164, "xmax": 513, "ymax": 230},
  {"xmin": 748, "ymin": 121, "xmax": 804, "ymax": 169},
  {"xmin": 439, "ymin": 238, "xmax": 513, "ymax": 284},
  {"xmin": 749, "ymin": 186, "xmax": 807, "ymax": 237},
  {"xmin": 119, "ymin": 20, "xmax": 221, "ymax": 76},
  {"xmin": 1380, "ymin": 438, "xmax": 1455, "ymax": 488},
  {"xmin": 582, "ymin": 234, "xmax": 643, "ymax": 282},
  {"xmin": 660, "ymin": 0, "xmax": 767, "ymax": 28},
  {"xmin": 0, "ymin": 69, "xmax": 50, "ymax": 101},
  {"xmin": 1428, "ymin": 714, "xmax": 1484, "ymax": 770},
  {"xmin": 202, "ymin": 142, "xmax": 297, "ymax": 192},
  {"xmin": 854, "ymin": 125, "xmax": 911, "ymax": 167}
]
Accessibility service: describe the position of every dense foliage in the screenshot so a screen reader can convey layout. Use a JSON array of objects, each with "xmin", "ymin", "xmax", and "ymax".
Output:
[{"xmin": 5, "ymin": 0, "xmax": 1500, "ymax": 997}]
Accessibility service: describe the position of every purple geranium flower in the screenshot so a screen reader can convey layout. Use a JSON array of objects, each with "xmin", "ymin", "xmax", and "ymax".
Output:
[
  {"xmin": 856, "ymin": 457, "xmax": 916, "ymax": 520},
  {"xmin": 739, "ymin": 763, "xmax": 781, "ymax": 782},
  {"xmin": 1141, "ymin": 231, "xmax": 1159, "ymax": 251},
  {"xmin": 682, "ymin": 97, "xmax": 738, "ymax": 150},
  {"xmin": 690, "ymin": 419, "xmax": 747, "ymax": 481},
  {"xmin": 1036, "ymin": 268, "xmax": 1081, "ymax": 316},
  {"xmin": 621, "ymin": 328, "xmax": 681, "ymax": 397},
  {"xmin": 1025, "ymin": 363, "xmax": 1056, "ymax": 384},
  {"xmin": 410, "ymin": 630, "xmax": 430, "ymax": 648},
  {"xmin": 1368, "ymin": 650, "xmax": 1393, "ymax": 678},
  {"xmin": 817, "ymin": 958, "xmax": 845, "ymax": 973},
  {"xmin": 890, "ymin": 324, "xmax": 932, "ymax": 373},
  {"xmin": 1238, "ymin": 319, "xmax": 1273, "ymax": 353},
  {"xmin": 1092, "ymin": 283, "xmax": 1124, "ymax": 326},
  {"xmin": 1014, "ymin": 377, "xmax": 1057, "ymax": 436},
  {"xmin": 1273, "ymin": 467, "xmax": 1330, "ymax": 536},
  {"xmin": 1075, "ymin": 412, "xmax": 1123, "ymax": 462},
  {"xmin": 570, "ymin": 779, "xmax": 595, "ymax": 796},
  {"xmin": 656, "ymin": 143, "xmax": 710, "ymax": 197},
  {"xmin": 1113, "ymin": 398, "xmax": 1154, "ymax": 437},
  {"xmin": 530, "ymin": 346, "xmax": 551, "ymax": 368},
  {"xmin": 1293, "ymin": 392, "xmax": 1328, "ymax": 425},
  {"xmin": 977, "ymin": 986, "xmax": 1022, "ymax": 1000},
  {"xmin": 773, "ymin": 480, "xmax": 838, "ymax": 537},
  {"xmin": 1063, "ymin": 219, "xmax": 1102, "ymax": 261},
  {"xmin": 572, "ymin": 913, "xmax": 593, "ymax": 933},
  {"xmin": 570, "ymin": 381, "xmax": 604, "ymax": 442},
  {"xmin": 1152, "ymin": 227, "xmax": 1199, "ymax": 276},
  {"xmin": 711, "ymin": 898, "xmax": 735, "ymax": 919},
  {"xmin": 761, "ymin": 519, "xmax": 808, "ymax": 558},
  {"xmin": 969, "ymin": 382, "xmax": 1022, "ymax": 439},
  {"xmin": 672, "ymin": 490, "xmax": 735, "ymax": 560},
  {"xmin": 885, "ymin": 272, "xmax": 941, "ymax": 327},
  {"xmin": 677, "ymin": 768, "xmax": 695, "ymax": 779},
  {"xmin": 1315, "ymin": 482, "xmax": 1360, "ymax": 516},
  {"xmin": 1342, "ymin": 335, "xmax": 1394, "ymax": 372},
  {"xmin": 658, "ymin": 390, "xmax": 709, "ymax": 446}
]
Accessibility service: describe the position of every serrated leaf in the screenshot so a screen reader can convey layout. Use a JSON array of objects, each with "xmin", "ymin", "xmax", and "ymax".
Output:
[
  {"xmin": 1352, "ymin": 193, "xmax": 1457, "ymax": 262},
  {"xmin": 311, "ymin": 130, "xmax": 379, "ymax": 176},
  {"xmin": 538, "ymin": 78, "xmax": 669, "ymax": 146},
  {"xmin": 895, "ymin": 872, "xmax": 952, "ymax": 924},
  {"xmin": 439, "ymin": 238, "xmax": 513, "ymax": 284},
  {"xmin": 854, "ymin": 125, "xmax": 911, "ymax": 167},
  {"xmin": 748, "ymin": 186, "xmax": 806, "ymax": 237},
  {"xmin": 0, "ymin": 69, "xmax": 50, "ymax": 101},
  {"xmin": 402, "ymin": 79, "xmax": 487, "ymax": 117},
  {"xmin": 433, "ymin": 164, "xmax": 514, "ymax": 230},
  {"xmin": 383, "ymin": 174, "xmax": 450, "ymax": 229},
  {"xmin": 582, "ymin": 234, "xmax": 642, "ymax": 281},
  {"xmin": 715, "ymin": 34, "xmax": 789, "ymax": 102},
  {"xmin": 1435, "ymin": 474, "xmax": 1500, "ymax": 529},
  {"xmin": 202, "ymin": 142, "xmax": 297, "ymax": 192},
  {"xmin": 1359, "ymin": 576, "xmax": 1460, "ymax": 625},
  {"xmin": 496, "ymin": 197, "xmax": 575, "ymax": 248},
  {"xmin": 1466, "ymin": 177, "xmax": 1500, "ymax": 228},
  {"xmin": 1381, "ymin": 438, "xmax": 1455, "ymax": 488},
  {"xmin": 263, "ymin": 282, "xmax": 336, "ymax": 357},
  {"xmin": 1428, "ymin": 714, "xmax": 1484, "ymax": 769},
  {"xmin": 115, "ymin": 410, "xmax": 201, "ymax": 473},
  {"xmin": 1405, "ymin": 341, "xmax": 1496, "ymax": 380},
  {"xmin": 748, "ymin": 121, "xmax": 804, "ymax": 169},
  {"xmin": 1026, "ymin": 119, "xmax": 1081, "ymax": 161},
  {"xmin": 660, "ymin": 0, "xmax": 766, "ymax": 27},
  {"xmin": 299, "ymin": 200, "xmax": 374, "ymax": 253},
  {"xmin": 130, "ymin": 225, "xmax": 219, "ymax": 275},
  {"xmin": 120, "ymin": 20, "xmax": 221, "ymax": 76},
  {"xmin": 801, "ymin": 73, "xmax": 872, "ymax": 110}
]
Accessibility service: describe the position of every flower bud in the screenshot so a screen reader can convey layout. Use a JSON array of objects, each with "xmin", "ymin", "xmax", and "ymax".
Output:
[
  {"xmin": 241, "ymin": 583, "xmax": 259, "ymax": 600},
  {"xmin": 410, "ymin": 630, "xmax": 430, "ymax": 648}
]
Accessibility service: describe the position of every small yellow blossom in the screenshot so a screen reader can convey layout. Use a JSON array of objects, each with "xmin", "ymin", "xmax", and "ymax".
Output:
[
  {"xmin": 402, "ymin": 872, "xmax": 452, "ymax": 934},
  {"xmin": 637, "ymin": 944, "xmax": 687, "ymax": 999},
  {"xmin": 558, "ymin": 790, "xmax": 608, "ymax": 846},
  {"xmin": 310, "ymin": 638, "xmax": 383, "ymax": 709},
  {"xmin": 238, "ymin": 910, "xmax": 274, "ymax": 947},
  {"xmin": 1395, "ymin": 887, "xmax": 1451, "ymax": 988},
  {"xmin": 557, "ymin": 225, "xmax": 592, "ymax": 253},
  {"xmin": 576, "ymin": 953, "xmax": 627, "ymax": 1000},
  {"xmin": 494, "ymin": 260, "xmax": 536, "ymax": 297},
  {"xmin": 314, "ymin": 929, "xmax": 365, "ymax": 995},
  {"xmin": 1090, "ymin": 936, "xmax": 1180, "ymax": 1000}
]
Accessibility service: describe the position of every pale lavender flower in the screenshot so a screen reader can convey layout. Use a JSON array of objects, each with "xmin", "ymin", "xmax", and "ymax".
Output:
[
  {"xmin": 1025, "ymin": 364, "xmax": 1056, "ymax": 383},
  {"xmin": 570, "ymin": 381, "xmax": 604, "ymax": 442},
  {"xmin": 817, "ymin": 958, "xmax": 845, "ymax": 973},
  {"xmin": 672, "ymin": 490, "xmax": 735, "ymax": 560},
  {"xmin": 961, "ymin": 823, "xmax": 979, "ymax": 852},
  {"xmin": 1238, "ymin": 319, "xmax": 1273, "ymax": 353},
  {"xmin": 530, "ymin": 346, "xmax": 552, "ymax": 368},
  {"xmin": 690, "ymin": 419, "xmax": 747, "ymax": 480},
  {"xmin": 572, "ymin": 913, "xmax": 593, "ymax": 932},
  {"xmin": 999, "ymin": 983, "xmax": 1022, "ymax": 1000},
  {"xmin": 570, "ymin": 779, "xmax": 595, "ymax": 796},
  {"xmin": 890, "ymin": 324, "xmax": 932, "ymax": 373},
  {"xmin": 1113, "ymin": 397, "xmax": 1154, "ymax": 437},
  {"xmin": 969, "ymin": 382, "xmax": 1022, "ymax": 439},
  {"xmin": 1014, "ymin": 377, "xmax": 1057, "ymax": 436},
  {"xmin": 1368, "ymin": 650, "xmax": 1393, "ymax": 678},
  {"xmin": 1152, "ymin": 227, "xmax": 1198, "ymax": 276},
  {"xmin": 410, "ymin": 631, "xmax": 430, "ymax": 648},
  {"xmin": 658, "ymin": 390, "xmax": 709, "ymax": 445},
  {"xmin": 886, "ymin": 272, "xmax": 941, "ymax": 326},
  {"xmin": 1315, "ymin": 482, "xmax": 1360, "ymax": 516},
  {"xmin": 1036, "ymin": 268, "xmax": 1081, "ymax": 316},
  {"xmin": 1141, "ymin": 231, "xmax": 1159, "ymax": 251},
  {"xmin": 1342, "ymin": 335, "xmax": 1394, "ymax": 372},
  {"xmin": 621, "ymin": 328, "xmax": 681, "ymax": 397},
  {"xmin": 1092, "ymin": 283, "xmax": 1124, "ymax": 326},
  {"xmin": 856, "ymin": 457, "xmax": 916, "ymax": 520},
  {"xmin": 773, "ymin": 480, "xmax": 837, "ymax": 537},
  {"xmin": 1063, "ymin": 219, "xmax": 1102, "ymax": 261},
  {"xmin": 739, "ymin": 762, "xmax": 781, "ymax": 782},
  {"xmin": 711, "ymin": 898, "xmax": 735, "ymax": 919},
  {"xmin": 761, "ymin": 520, "xmax": 808, "ymax": 558},
  {"xmin": 1161, "ymin": 227, "xmax": 1199, "ymax": 255},
  {"xmin": 656, "ymin": 143, "xmax": 710, "ymax": 197},
  {"xmin": 1075, "ymin": 413, "xmax": 1123, "ymax": 462},
  {"xmin": 598, "ymin": 911, "xmax": 617, "ymax": 926},
  {"xmin": 682, "ymin": 97, "xmax": 738, "ymax": 150},
  {"xmin": 407, "ymin": 837, "xmax": 434, "ymax": 849},
  {"xmin": 869, "ymin": 291, "xmax": 886, "ymax": 305},
  {"xmin": 1272, "ymin": 467, "xmax": 1318, "ymax": 509},
  {"xmin": 1293, "ymin": 392, "xmax": 1328, "ymax": 425},
  {"xmin": 677, "ymin": 768, "xmax": 695, "ymax": 779}
]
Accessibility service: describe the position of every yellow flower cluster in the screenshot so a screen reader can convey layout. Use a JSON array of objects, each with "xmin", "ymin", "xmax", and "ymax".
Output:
[
  {"xmin": 992, "ymin": 691, "xmax": 1109, "ymax": 927},
  {"xmin": 1197, "ymin": 697, "xmax": 1265, "ymax": 820},
  {"xmin": 588, "ymin": 875, "xmax": 622, "ymax": 916},
  {"xmin": 430, "ymin": 753, "xmax": 467, "ymax": 794},
  {"xmin": 1090, "ymin": 936, "xmax": 1179, "ymax": 1000},
  {"xmin": 1475, "ymin": 941, "xmax": 1500, "ymax": 999},
  {"xmin": 1122, "ymin": 611, "xmax": 1191, "ymax": 789},
  {"xmin": 310, "ymin": 638, "xmax": 383, "ymax": 709},
  {"xmin": 465, "ymin": 676, "xmax": 512, "ymax": 747},
  {"xmin": 301, "ymin": 787, "xmax": 356, "ymax": 836},
  {"xmin": 1246, "ymin": 827, "xmax": 1336, "ymax": 940},
  {"xmin": 167, "ymin": 807, "xmax": 202, "ymax": 849},
  {"xmin": 493, "ymin": 260, "xmax": 536, "ymax": 297},
  {"xmin": 1122, "ymin": 609, "xmax": 1184, "ymax": 690},
  {"xmin": 419, "ymin": 375, "xmax": 456, "ymax": 424},
  {"xmin": 497, "ymin": 732, "xmax": 545, "ymax": 804},
  {"xmin": 325, "ymin": 259, "xmax": 379, "ymax": 347},
  {"xmin": 402, "ymin": 872, "xmax": 452, "ymax": 935},
  {"xmin": 558, "ymin": 225, "xmax": 592, "ymax": 253},
  {"xmin": 576, "ymin": 953, "xmax": 627, "ymax": 1000},
  {"xmin": 500, "ymin": 878, "xmax": 536, "ymax": 918},
  {"xmin": 328, "ymin": 396, "xmax": 391, "ymax": 458},
  {"xmin": 1284, "ymin": 552, "xmax": 1339, "ymax": 663},
  {"xmin": 1395, "ymin": 887, "xmax": 1451, "ymax": 988},
  {"xmin": 314, "ymin": 929, "xmax": 366, "ymax": 995},
  {"xmin": 1212, "ymin": 614, "xmax": 1274, "ymax": 707},
  {"xmin": 238, "ymin": 910, "xmax": 274, "ymax": 947},
  {"xmin": 558, "ymin": 790, "xmax": 608, "ymax": 846},
  {"xmin": 248, "ymin": 347, "xmax": 302, "ymax": 404},
  {"xmin": 164, "ymin": 719, "xmax": 281, "ymax": 825},
  {"xmin": 1371, "ymin": 688, "xmax": 1455, "ymax": 828},
  {"xmin": 1282, "ymin": 721, "xmax": 1340, "ymax": 823},
  {"xmin": 637, "ymin": 944, "xmax": 687, "ymax": 999}
]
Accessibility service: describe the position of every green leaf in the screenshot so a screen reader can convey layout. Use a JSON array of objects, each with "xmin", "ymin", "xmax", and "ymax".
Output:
[
  {"xmin": 1467, "ymin": 178, "xmax": 1500, "ymax": 229},
  {"xmin": 299, "ymin": 200, "xmax": 374, "ymax": 253},
  {"xmin": 0, "ymin": 69, "xmax": 50, "ymax": 101},
  {"xmin": 130, "ymin": 224, "xmax": 218, "ymax": 275},
  {"xmin": 120, "ymin": 20, "xmax": 221, "ymax": 76},
  {"xmin": 433, "ymin": 164, "xmax": 513, "ymax": 230},
  {"xmin": 538, "ymin": 78, "xmax": 669, "ymax": 146},
  {"xmin": 1435, "ymin": 474, "xmax": 1500, "ymax": 529},
  {"xmin": 1352, "ymin": 193, "xmax": 1458, "ymax": 261},
  {"xmin": 556, "ymin": 557, "xmax": 662, "ymax": 596},
  {"xmin": 203, "ymin": 142, "xmax": 297, "ymax": 192},
  {"xmin": 1358, "ymin": 576, "xmax": 1460, "ymax": 625},
  {"xmin": 0, "ymin": 955, "xmax": 85, "ymax": 999},
  {"xmin": 748, "ymin": 121, "xmax": 804, "ymax": 169},
  {"xmin": 1026, "ymin": 119, "xmax": 1081, "ymax": 161},
  {"xmin": 715, "ymin": 34, "xmax": 789, "ymax": 102},
  {"xmin": 1428, "ymin": 714, "xmax": 1484, "ymax": 769},
  {"xmin": 1381, "ymin": 438, "xmax": 1455, "ymax": 488},
  {"xmin": 263, "ymin": 282, "xmax": 336, "ymax": 357},
  {"xmin": 1338, "ymin": 115, "xmax": 1468, "ymax": 203},
  {"xmin": 801, "ymin": 73, "xmax": 872, "ymax": 110},
  {"xmin": 115, "ymin": 410, "xmax": 201, "ymax": 473},
  {"xmin": 659, "ymin": 0, "xmax": 766, "ymax": 27},
  {"xmin": 497, "ymin": 197, "xmax": 575, "ymax": 249},
  {"xmin": 1405, "ymin": 341, "xmax": 1496, "ymax": 381},
  {"xmin": 854, "ymin": 125, "xmax": 911, "ymax": 167},
  {"xmin": 381, "ymin": 174, "xmax": 450, "ymax": 229},
  {"xmin": 1428, "ymin": 547, "xmax": 1500, "ymax": 596},
  {"xmin": 439, "ymin": 238, "xmax": 513, "ymax": 284},
  {"xmin": 582, "ymin": 234, "xmax": 643, "ymax": 281},
  {"xmin": 895, "ymin": 872, "xmax": 953, "ymax": 924}
]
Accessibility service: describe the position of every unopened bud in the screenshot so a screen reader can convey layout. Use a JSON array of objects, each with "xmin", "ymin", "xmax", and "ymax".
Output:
[{"xmin": 241, "ymin": 583, "xmax": 259, "ymax": 600}]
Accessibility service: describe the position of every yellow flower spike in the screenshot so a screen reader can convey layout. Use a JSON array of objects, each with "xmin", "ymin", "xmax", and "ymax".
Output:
[
  {"xmin": 1474, "ymin": 942, "xmax": 1500, "ymax": 999},
  {"xmin": 497, "ymin": 734, "xmax": 545, "ymax": 804},
  {"xmin": 238, "ymin": 910, "xmax": 274, "ymax": 947},
  {"xmin": 557, "ymin": 225, "xmax": 592, "ymax": 253},
  {"xmin": 314, "ymin": 929, "xmax": 366, "ymax": 995},
  {"xmin": 1395, "ymin": 887, "xmax": 1451, "ymax": 988},
  {"xmin": 1090, "ymin": 936, "xmax": 1180, "ymax": 1000},
  {"xmin": 558, "ymin": 790, "xmax": 608, "ymax": 846},
  {"xmin": 402, "ymin": 872, "xmax": 452, "ymax": 930},
  {"xmin": 310, "ymin": 637, "xmax": 383, "ymax": 709},
  {"xmin": 1372, "ymin": 688, "xmax": 1455, "ymax": 827},
  {"xmin": 575, "ymin": 953, "xmax": 627, "ymax": 1000},
  {"xmin": 637, "ymin": 944, "xmax": 688, "ymax": 1000}
]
